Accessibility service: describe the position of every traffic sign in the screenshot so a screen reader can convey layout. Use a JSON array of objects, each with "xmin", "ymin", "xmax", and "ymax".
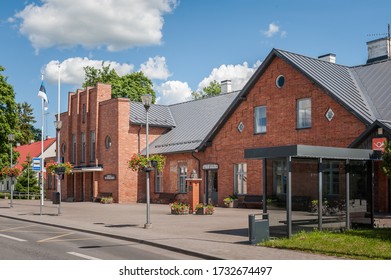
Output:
[{"xmin": 32, "ymin": 157, "xmax": 41, "ymax": 171}]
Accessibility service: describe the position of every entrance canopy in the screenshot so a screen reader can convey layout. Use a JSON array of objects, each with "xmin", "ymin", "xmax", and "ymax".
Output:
[{"xmin": 244, "ymin": 144, "xmax": 374, "ymax": 160}]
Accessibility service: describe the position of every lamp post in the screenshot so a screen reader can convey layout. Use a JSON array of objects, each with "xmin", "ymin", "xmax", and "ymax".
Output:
[
  {"xmin": 7, "ymin": 134, "xmax": 15, "ymax": 208},
  {"xmin": 54, "ymin": 120, "xmax": 62, "ymax": 215},
  {"xmin": 141, "ymin": 94, "xmax": 152, "ymax": 229}
]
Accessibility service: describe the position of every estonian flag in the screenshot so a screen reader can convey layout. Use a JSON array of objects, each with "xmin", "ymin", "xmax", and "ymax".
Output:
[{"xmin": 38, "ymin": 81, "xmax": 49, "ymax": 110}]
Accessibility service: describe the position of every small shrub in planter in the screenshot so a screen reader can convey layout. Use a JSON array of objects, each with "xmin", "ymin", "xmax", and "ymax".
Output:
[
  {"xmin": 194, "ymin": 203, "xmax": 215, "ymax": 215},
  {"xmin": 100, "ymin": 196, "xmax": 113, "ymax": 204},
  {"xmin": 170, "ymin": 202, "xmax": 190, "ymax": 215}
]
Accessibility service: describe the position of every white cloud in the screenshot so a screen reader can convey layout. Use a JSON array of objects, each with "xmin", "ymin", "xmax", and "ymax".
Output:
[
  {"xmin": 155, "ymin": 81, "xmax": 192, "ymax": 105},
  {"xmin": 197, "ymin": 61, "xmax": 261, "ymax": 92},
  {"xmin": 140, "ymin": 56, "xmax": 172, "ymax": 80},
  {"xmin": 14, "ymin": 0, "xmax": 178, "ymax": 52},
  {"xmin": 262, "ymin": 22, "xmax": 286, "ymax": 38},
  {"xmin": 43, "ymin": 57, "xmax": 134, "ymax": 86}
]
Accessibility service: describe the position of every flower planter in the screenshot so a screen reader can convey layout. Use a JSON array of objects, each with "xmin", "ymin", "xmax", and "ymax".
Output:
[{"xmin": 171, "ymin": 208, "xmax": 189, "ymax": 215}]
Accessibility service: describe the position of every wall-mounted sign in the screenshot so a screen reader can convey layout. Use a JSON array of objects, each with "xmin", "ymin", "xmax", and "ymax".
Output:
[
  {"xmin": 104, "ymin": 174, "xmax": 116, "ymax": 180},
  {"xmin": 372, "ymin": 138, "xmax": 387, "ymax": 152},
  {"xmin": 202, "ymin": 163, "xmax": 219, "ymax": 170}
]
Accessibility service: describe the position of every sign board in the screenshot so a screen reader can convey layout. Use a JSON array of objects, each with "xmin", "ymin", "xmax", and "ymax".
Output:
[
  {"xmin": 372, "ymin": 138, "xmax": 387, "ymax": 152},
  {"xmin": 32, "ymin": 157, "xmax": 41, "ymax": 171},
  {"xmin": 202, "ymin": 163, "xmax": 219, "ymax": 170},
  {"xmin": 104, "ymin": 174, "xmax": 116, "ymax": 180}
]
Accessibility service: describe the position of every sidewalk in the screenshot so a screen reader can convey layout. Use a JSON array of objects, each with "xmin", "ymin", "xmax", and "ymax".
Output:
[{"xmin": 0, "ymin": 199, "xmax": 342, "ymax": 260}]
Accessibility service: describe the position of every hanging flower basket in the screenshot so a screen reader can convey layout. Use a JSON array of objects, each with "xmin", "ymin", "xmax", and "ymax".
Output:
[
  {"xmin": 128, "ymin": 153, "xmax": 166, "ymax": 172},
  {"xmin": 0, "ymin": 166, "xmax": 21, "ymax": 178},
  {"xmin": 46, "ymin": 161, "xmax": 73, "ymax": 175}
]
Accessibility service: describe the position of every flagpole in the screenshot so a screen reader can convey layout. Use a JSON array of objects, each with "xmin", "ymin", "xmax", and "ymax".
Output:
[{"xmin": 40, "ymin": 74, "xmax": 45, "ymax": 215}]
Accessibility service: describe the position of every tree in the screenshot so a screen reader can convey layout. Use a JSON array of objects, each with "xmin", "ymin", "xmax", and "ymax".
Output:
[
  {"xmin": 15, "ymin": 156, "xmax": 39, "ymax": 195},
  {"xmin": 83, "ymin": 64, "xmax": 156, "ymax": 102},
  {"xmin": 191, "ymin": 80, "xmax": 221, "ymax": 100},
  {"xmin": 16, "ymin": 102, "xmax": 36, "ymax": 145},
  {"xmin": 0, "ymin": 66, "xmax": 19, "ymax": 170}
]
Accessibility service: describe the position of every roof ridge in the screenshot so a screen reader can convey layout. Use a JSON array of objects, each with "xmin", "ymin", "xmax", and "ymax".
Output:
[{"xmin": 168, "ymin": 90, "xmax": 241, "ymax": 108}]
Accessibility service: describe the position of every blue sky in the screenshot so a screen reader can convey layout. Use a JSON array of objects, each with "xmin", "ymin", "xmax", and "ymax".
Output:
[{"xmin": 1, "ymin": 0, "xmax": 391, "ymax": 137}]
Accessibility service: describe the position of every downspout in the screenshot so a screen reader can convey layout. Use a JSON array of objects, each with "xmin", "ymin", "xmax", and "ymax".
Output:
[
  {"xmin": 191, "ymin": 150, "xmax": 201, "ymax": 177},
  {"xmin": 138, "ymin": 125, "xmax": 143, "ymax": 155}
]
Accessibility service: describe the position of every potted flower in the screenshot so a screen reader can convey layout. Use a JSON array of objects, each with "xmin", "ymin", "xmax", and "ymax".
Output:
[
  {"xmin": 46, "ymin": 161, "xmax": 73, "ymax": 175},
  {"xmin": 195, "ymin": 203, "xmax": 205, "ymax": 215},
  {"xmin": 0, "ymin": 166, "xmax": 21, "ymax": 178},
  {"xmin": 223, "ymin": 194, "xmax": 238, "ymax": 208},
  {"xmin": 169, "ymin": 202, "xmax": 190, "ymax": 215},
  {"xmin": 100, "ymin": 196, "xmax": 113, "ymax": 204},
  {"xmin": 194, "ymin": 203, "xmax": 215, "ymax": 215},
  {"xmin": 128, "ymin": 153, "xmax": 166, "ymax": 172}
]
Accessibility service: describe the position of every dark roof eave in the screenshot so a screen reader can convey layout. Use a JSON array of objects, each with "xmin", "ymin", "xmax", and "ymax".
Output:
[{"xmin": 349, "ymin": 120, "xmax": 391, "ymax": 148}]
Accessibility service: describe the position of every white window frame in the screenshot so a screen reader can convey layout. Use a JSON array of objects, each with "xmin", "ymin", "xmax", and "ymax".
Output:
[
  {"xmin": 90, "ymin": 131, "xmax": 95, "ymax": 162},
  {"xmin": 254, "ymin": 106, "xmax": 267, "ymax": 133},
  {"xmin": 297, "ymin": 98, "xmax": 312, "ymax": 129},
  {"xmin": 81, "ymin": 133, "xmax": 86, "ymax": 163},
  {"xmin": 155, "ymin": 171, "xmax": 163, "ymax": 193},
  {"xmin": 234, "ymin": 163, "xmax": 247, "ymax": 194},
  {"xmin": 178, "ymin": 164, "xmax": 187, "ymax": 193}
]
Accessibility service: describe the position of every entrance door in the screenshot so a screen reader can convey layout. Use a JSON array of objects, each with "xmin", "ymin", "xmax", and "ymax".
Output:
[{"xmin": 206, "ymin": 170, "xmax": 218, "ymax": 205}]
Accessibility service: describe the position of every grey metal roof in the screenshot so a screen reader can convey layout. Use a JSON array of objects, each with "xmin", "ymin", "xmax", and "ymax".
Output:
[
  {"xmin": 147, "ymin": 91, "xmax": 240, "ymax": 154},
  {"xmin": 274, "ymin": 49, "xmax": 377, "ymax": 124},
  {"xmin": 130, "ymin": 102, "xmax": 176, "ymax": 128},
  {"xmin": 351, "ymin": 59, "xmax": 391, "ymax": 121}
]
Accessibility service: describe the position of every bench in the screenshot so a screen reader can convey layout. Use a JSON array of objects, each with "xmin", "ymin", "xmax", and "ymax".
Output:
[
  {"xmin": 238, "ymin": 195, "xmax": 263, "ymax": 209},
  {"xmin": 93, "ymin": 192, "xmax": 112, "ymax": 203},
  {"xmin": 155, "ymin": 192, "xmax": 179, "ymax": 204},
  {"xmin": 279, "ymin": 216, "xmax": 342, "ymax": 225}
]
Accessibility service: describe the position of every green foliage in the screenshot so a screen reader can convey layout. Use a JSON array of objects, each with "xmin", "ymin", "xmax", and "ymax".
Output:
[
  {"xmin": 191, "ymin": 80, "xmax": 221, "ymax": 100},
  {"xmin": 0, "ymin": 65, "xmax": 19, "ymax": 170},
  {"xmin": 16, "ymin": 102, "xmax": 36, "ymax": 145},
  {"xmin": 83, "ymin": 63, "xmax": 156, "ymax": 102},
  {"xmin": 15, "ymin": 161, "xmax": 39, "ymax": 194},
  {"xmin": 262, "ymin": 228, "xmax": 391, "ymax": 259},
  {"xmin": 382, "ymin": 140, "xmax": 391, "ymax": 177}
]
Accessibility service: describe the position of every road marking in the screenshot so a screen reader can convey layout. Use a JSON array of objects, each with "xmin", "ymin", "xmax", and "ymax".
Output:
[
  {"xmin": 0, "ymin": 225, "xmax": 36, "ymax": 232},
  {"xmin": 67, "ymin": 252, "xmax": 101, "ymax": 260},
  {"xmin": 0, "ymin": 233, "xmax": 27, "ymax": 242},
  {"xmin": 37, "ymin": 232, "xmax": 97, "ymax": 243}
]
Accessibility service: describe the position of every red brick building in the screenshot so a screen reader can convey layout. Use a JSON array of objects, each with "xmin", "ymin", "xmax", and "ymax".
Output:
[{"xmin": 55, "ymin": 43, "xmax": 391, "ymax": 221}]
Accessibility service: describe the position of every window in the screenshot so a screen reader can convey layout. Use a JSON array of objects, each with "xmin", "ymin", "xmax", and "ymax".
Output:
[
  {"xmin": 254, "ymin": 106, "xmax": 267, "ymax": 133},
  {"xmin": 297, "ymin": 98, "xmax": 312, "ymax": 128},
  {"xmin": 276, "ymin": 75, "xmax": 285, "ymax": 88},
  {"xmin": 234, "ymin": 163, "xmax": 247, "ymax": 194},
  {"xmin": 90, "ymin": 131, "xmax": 95, "ymax": 162},
  {"xmin": 273, "ymin": 160, "xmax": 287, "ymax": 195},
  {"xmin": 155, "ymin": 171, "xmax": 163, "ymax": 193},
  {"xmin": 82, "ymin": 104, "xmax": 86, "ymax": 123},
  {"xmin": 105, "ymin": 136, "xmax": 112, "ymax": 149},
  {"xmin": 323, "ymin": 161, "xmax": 340, "ymax": 195},
  {"xmin": 81, "ymin": 133, "xmax": 86, "ymax": 162},
  {"xmin": 178, "ymin": 164, "xmax": 187, "ymax": 193},
  {"xmin": 72, "ymin": 134, "xmax": 76, "ymax": 163}
]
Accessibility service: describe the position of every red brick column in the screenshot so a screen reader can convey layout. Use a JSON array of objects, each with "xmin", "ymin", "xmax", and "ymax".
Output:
[{"xmin": 186, "ymin": 178, "xmax": 202, "ymax": 213}]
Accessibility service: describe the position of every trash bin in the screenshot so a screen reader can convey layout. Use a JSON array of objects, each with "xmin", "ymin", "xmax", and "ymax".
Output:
[
  {"xmin": 52, "ymin": 192, "xmax": 60, "ymax": 205},
  {"xmin": 248, "ymin": 213, "xmax": 269, "ymax": 244}
]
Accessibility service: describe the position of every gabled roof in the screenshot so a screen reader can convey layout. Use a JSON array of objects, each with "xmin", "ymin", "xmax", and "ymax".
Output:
[
  {"xmin": 147, "ymin": 91, "xmax": 240, "ymax": 154},
  {"xmin": 130, "ymin": 102, "xmax": 176, "ymax": 128},
  {"xmin": 14, "ymin": 138, "xmax": 56, "ymax": 170}
]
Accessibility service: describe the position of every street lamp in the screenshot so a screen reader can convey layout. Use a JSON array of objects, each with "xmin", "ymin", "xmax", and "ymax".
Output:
[
  {"xmin": 54, "ymin": 120, "xmax": 62, "ymax": 215},
  {"xmin": 7, "ymin": 134, "xmax": 15, "ymax": 208},
  {"xmin": 141, "ymin": 94, "xmax": 152, "ymax": 229}
]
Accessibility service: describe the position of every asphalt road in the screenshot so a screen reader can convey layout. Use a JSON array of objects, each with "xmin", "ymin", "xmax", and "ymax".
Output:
[{"xmin": 0, "ymin": 216, "xmax": 201, "ymax": 260}]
